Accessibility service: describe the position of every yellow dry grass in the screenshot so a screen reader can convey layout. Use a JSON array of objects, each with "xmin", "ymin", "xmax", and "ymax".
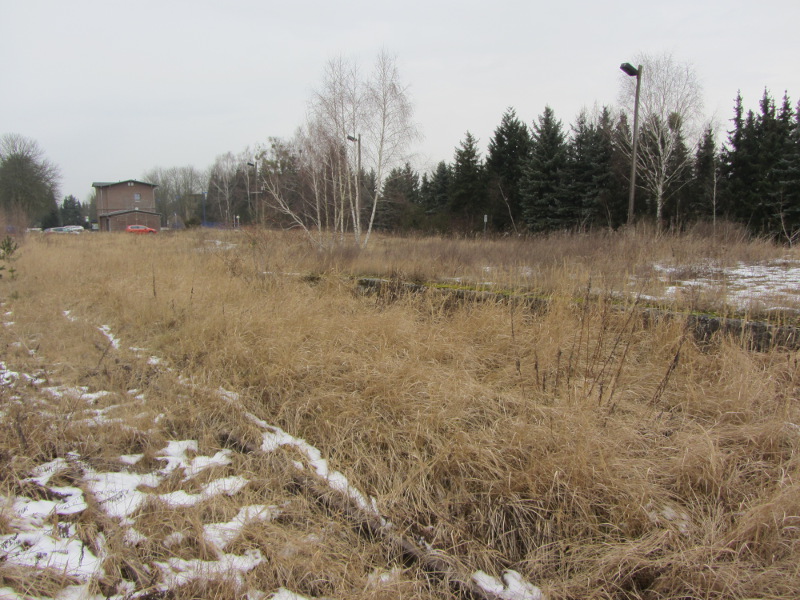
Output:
[{"xmin": 1, "ymin": 227, "xmax": 799, "ymax": 599}]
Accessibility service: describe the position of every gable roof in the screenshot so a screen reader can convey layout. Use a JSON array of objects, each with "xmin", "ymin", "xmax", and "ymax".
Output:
[
  {"xmin": 104, "ymin": 208, "xmax": 162, "ymax": 217},
  {"xmin": 92, "ymin": 179, "xmax": 158, "ymax": 188}
]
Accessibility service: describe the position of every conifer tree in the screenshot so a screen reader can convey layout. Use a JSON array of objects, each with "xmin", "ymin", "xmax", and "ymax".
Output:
[
  {"xmin": 486, "ymin": 108, "xmax": 531, "ymax": 231},
  {"xmin": 563, "ymin": 108, "xmax": 618, "ymax": 229},
  {"xmin": 770, "ymin": 95, "xmax": 800, "ymax": 237},
  {"xmin": 725, "ymin": 90, "xmax": 795, "ymax": 232},
  {"xmin": 663, "ymin": 113, "xmax": 693, "ymax": 227},
  {"xmin": 375, "ymin": 163, "xmax": 422, "ymax": 231},
  {"xmin": 520, "ymin": 106, "xmax": 569, "ymax": 232},
  {"xmin": 420, "ymin": 161, "xmax": 451, "ymax": 214},
  {"xmin": 609, "ymin": 112, "xmax": 635, "ymax": 225},
  {"xmin": 449, "ymin": 132, "xmax": 486, "ymax": 229},
  {"xmin": 563, "ymin": 111, "xmax": 594, "ymax": 228},
  {"xmin": 720, "ymin": 93, "xmax": 758, "ymax": 223},
  {"xmin": 59, "ymin": 195, "xmax": 84, "ymax": 227},
  {"xmin": 691, "ymin": 125, "xmax": 719, "ymax": 222}
]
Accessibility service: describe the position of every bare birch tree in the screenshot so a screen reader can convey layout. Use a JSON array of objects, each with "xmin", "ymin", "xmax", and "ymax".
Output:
[
  {"xmin": 208, "ymin": 152, "xmax": 240, "ymax": 226},
  {"xmin": 262, "ymin": 52, "xmax": 417, "ymax": 248},
  {"xmin": 361, "ymin": 51, "xmax": 418, "ymax": 247},
  {"xmin": 619, "ymin": 52, "xmax": 703, "ymax": 227}
]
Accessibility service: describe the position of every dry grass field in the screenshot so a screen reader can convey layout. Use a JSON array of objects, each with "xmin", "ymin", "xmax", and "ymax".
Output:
[{"xmin": 1, "ymin": 226, "xmax": 799, "ymax": 600}]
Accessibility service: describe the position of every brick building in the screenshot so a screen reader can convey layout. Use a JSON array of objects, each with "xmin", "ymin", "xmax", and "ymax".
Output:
[{"xmin": 92, "ymin": 180, "xmax": 161, "ymax": 232}]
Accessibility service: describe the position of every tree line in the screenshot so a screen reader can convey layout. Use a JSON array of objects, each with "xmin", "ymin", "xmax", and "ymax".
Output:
[
  {"xmin": 372, "ymin": 86, "xmax": 799, "ymax": 239},
  {"xmin": 2, "ymin": 53, "xmax": 798, "ymax": 243}
]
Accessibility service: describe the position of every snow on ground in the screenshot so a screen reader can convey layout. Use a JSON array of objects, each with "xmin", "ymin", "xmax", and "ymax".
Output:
[
  {"xmin": 467, "ymin": 258, "xmax": 800, "ymax": 314},
  {"xmin": 645, "ymin": 258, "xmax": 800, "ymax": 312},
  {"xmin": 0, "ymin": 312, "xmax": 545, "ymax": 600}
]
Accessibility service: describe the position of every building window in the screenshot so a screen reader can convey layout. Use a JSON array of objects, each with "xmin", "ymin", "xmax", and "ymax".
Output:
[{"xmin": 134, "ymin": 193, "xmax": 141, "ymax": 202}]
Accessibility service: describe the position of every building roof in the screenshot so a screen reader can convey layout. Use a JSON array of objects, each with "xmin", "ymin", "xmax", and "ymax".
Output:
[
  {"xmin": 92, "ymin": 179, "xmax": 158, "ymax": 188},
  {"xmin": 103, "ymin": 208, "xmax": 162, "ymax": 217}
]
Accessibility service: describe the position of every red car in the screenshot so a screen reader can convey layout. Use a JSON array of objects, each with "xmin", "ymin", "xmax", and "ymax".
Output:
[{"xmin": 126, "ymin": 225, "xmax": 157, "ymax": 234}]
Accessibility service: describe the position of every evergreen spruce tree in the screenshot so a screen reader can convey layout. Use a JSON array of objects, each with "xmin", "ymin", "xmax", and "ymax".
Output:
[
  {"xmin": 449, "ymin": 132, "xmax": 486, "ymax": 230},
  {"xmin": 607, "ymin": 111, "xmax": 634, "ymax": 226},
  {"xmin": 691, "ymin": 125, "xmax": 719, "ymax": 222},
  {"xmin": 770, "ymin": 95, "xmax": 800, "ymax": 237},
  {"xmin": 419, "ymin": 161, "xmax": 453, "ymax": 231},
  {"xmin": 719, "ymin": 93, "xmax": 744, "ymax": 219},
  {"xmin": 59, "ymin": 195, "xmax": 84, "ymax": 227},
  {"xmin": 720, "ymin": 93, "xmax": 761, "ymax": 225},
  {"xmin": 593, "ymin": 107, "xmax": 626, "ymax": 228},
  {"xmin": 736, "ymin": 90, "xmax": 793, "ymax": 232},
  {"xmin": 486, "ymin": 108, "xmax": 531, "ymax": 232},
  {"xmin": 520, "ymin": 106, "xmax": 569, "ymax": 232},
  {"xmin": 375, "ymin": 163, "xmax": 422, "ymax": 231},
  {"xmin": 563, "ymin": 111, "xmax": 594, "ymax": 228},
  {"xmin": 663, "ymin": 113, "xmax": 693, "ymax": 228},
  {"xmin": 562, "ymin": 108, "xmax": 617, "ymax": 229}
]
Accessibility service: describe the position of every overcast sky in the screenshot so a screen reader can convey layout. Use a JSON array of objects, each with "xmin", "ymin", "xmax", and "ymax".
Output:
[{"xmin": 2, "ymin": 0, "xmax": 799, "ymax": 202}]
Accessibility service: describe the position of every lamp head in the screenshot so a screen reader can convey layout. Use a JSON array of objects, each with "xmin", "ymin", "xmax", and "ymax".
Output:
[{"xmin": 620, "ymin": 62, "xmax": 639, "ymax": 77}]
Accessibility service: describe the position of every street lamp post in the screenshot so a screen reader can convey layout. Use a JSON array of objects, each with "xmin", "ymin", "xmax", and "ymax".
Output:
[
  {"xmin": 346, "ymin": 134, "xmax": 361, "ymax": 232},
  {"xmin": 620, "ymin": 62, "xmax": 643, "ymax": 226},
  {"xmin": 247, "ymin": 160, "xmax": 258, "ymax": 225}
]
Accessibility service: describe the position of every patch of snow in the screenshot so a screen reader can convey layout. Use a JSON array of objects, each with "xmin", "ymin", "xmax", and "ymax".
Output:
[
  {"xmin": 119, "ymin": 454, "xmax": 144, "ymax": 465},
  {"xmin": 367, "ymin": 566, "xmax": 403, "ymax": 587},
  {"xmin": 163, "ymin": 531, "xmax": 186, "ymax": 547},
  {"xmin": 155, "ymin": 440, "xmax": 199, "ymax": 473},
  {"xmin": 98, "ymin": 325, "xmax": 120, "ymax": 349},
  {"xmin": 0, "ymin": 528, "xmax": 103, "ymax": 580},
  {"xmin": 644, "ymin": 259, "xmax": 800, "ymax": 312},
  {"xmin": 472, "ymin": 570, "xmax": 544, "ymax": 600},
  {"xmin": 82, "ymin": 469, "xmax": 161, "ymax": 519},
  {"xmin": 259, "ymin": 423, "xmax": 376, "ymax": 514},
  {"xmin": 123, "ymin": 527, "xmax": 147, "ymax": 545},
  {"xmin": 646, "ymin": 502, "xmax": 691, "ymax": 535},
  {"xmin": 183, "ymin": 449, "xmax": 233, "ymax": 479},
  {"xmin": 27, "ymin": 457, "xmax": 71, "ymax": 486},
  {"xmin": 156, "ymin": 476, "xmax": 248, "ymax": 508},
  {"xmin": 0, "ymin": 361, "xmax": 19, "ymax": 385},
  {"xmin": 153, "ymin": 548, "xmax": 263, "ymax": 589},
  {"xmin": 204, "ymin": 504, "xmax": 282, "ymax": 552},
  {"xmin": 268, "ymin": 588, "xmax": 312, "ymax": 600}
]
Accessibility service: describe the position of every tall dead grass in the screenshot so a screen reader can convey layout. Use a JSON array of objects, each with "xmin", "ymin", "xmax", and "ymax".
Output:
[{"xmin": 1, "ymin": 228, "xmax": 799, "ymax": 599}]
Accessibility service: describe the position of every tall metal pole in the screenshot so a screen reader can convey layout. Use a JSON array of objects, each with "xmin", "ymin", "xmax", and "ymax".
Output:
[
  {"xmin": 347, "ymin": 134, "xmax": 361, "ymax": 238},
  {"xmin": 627, "ymin": 65, "xmax": 643, "ymax": 226},
  {"xmin": 356, "ymin": 134, "xmax": 361, "ymax": 225}
]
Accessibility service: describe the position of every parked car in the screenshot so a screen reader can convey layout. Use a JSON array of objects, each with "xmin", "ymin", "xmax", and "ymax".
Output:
[
  {"xmin": 44, "ymin": 226, "xmax": 84, "ymax": 234},
  {"xmin": 125, "ymin": 225, "xmax": 157, "ymax": 234}
]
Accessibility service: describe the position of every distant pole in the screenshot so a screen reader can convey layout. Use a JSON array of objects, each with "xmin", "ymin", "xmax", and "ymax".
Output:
[
  {"xmin": 620, "ymin": 62, "xmax": 643, "ymax": 226},
  {"xmin": 247, "ymin": 160, "xmax": 258, "ymax": 225},
  {"xmin": 347, "ymin": 134, "xmax": 361, "ymax": 235}
]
